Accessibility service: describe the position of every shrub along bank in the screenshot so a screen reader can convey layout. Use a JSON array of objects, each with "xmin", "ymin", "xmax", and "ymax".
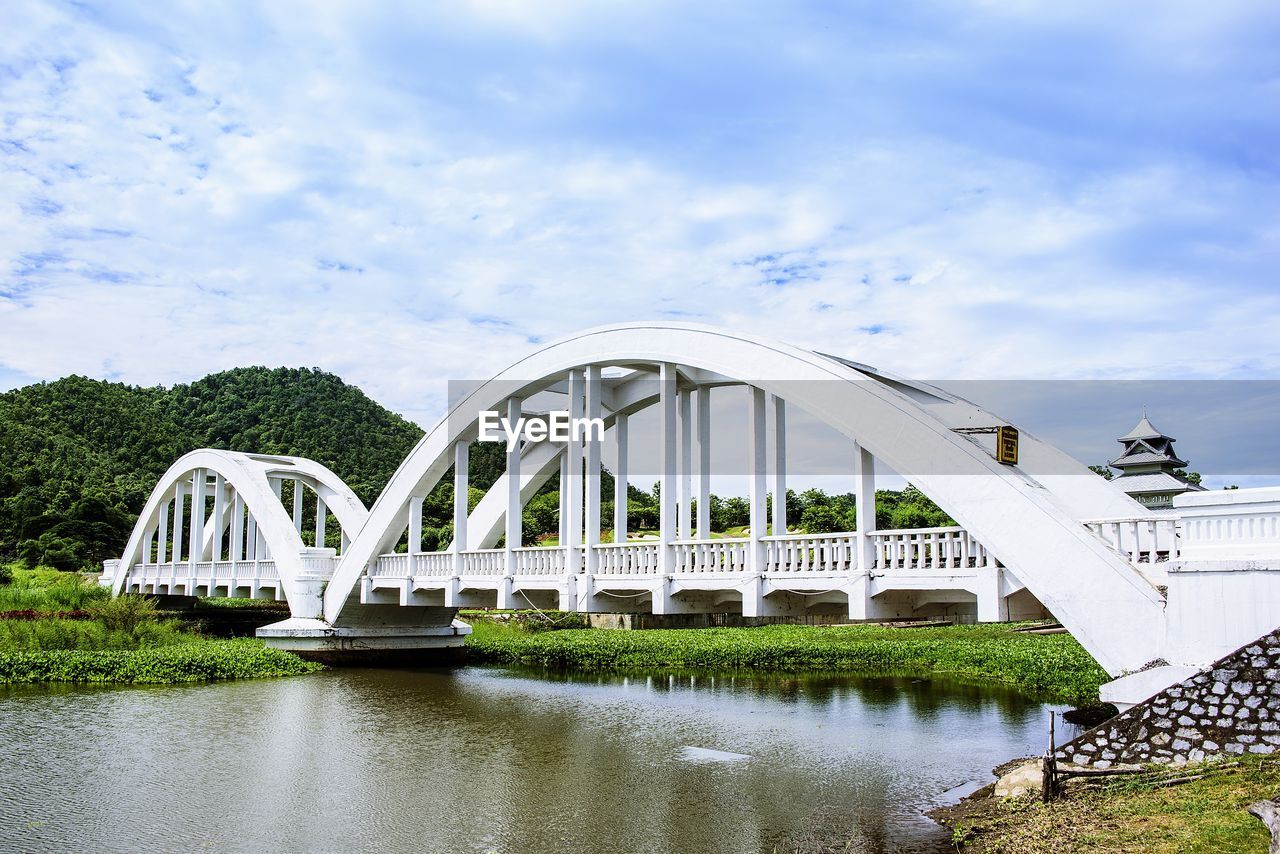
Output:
[
  {"xmin": 0, "ymin": 565, "xmax": 320, "ymax": 684},
  {"xmin": 464, "ymin": 620, "xmax": 1109, "ymax": 702}
]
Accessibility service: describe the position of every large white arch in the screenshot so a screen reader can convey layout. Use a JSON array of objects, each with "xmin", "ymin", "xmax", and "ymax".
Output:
[
  {"xmin": 114, "ymin": 449, "xmax": 367, "ymax": 612},
  {"xmin": 329, "ymin": 322, "xmax": 1166, "ymax": 674}
]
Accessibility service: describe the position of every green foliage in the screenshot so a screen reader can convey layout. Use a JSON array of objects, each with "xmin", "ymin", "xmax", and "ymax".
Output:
[
  {"xmin": 465, "ymin": 622, "xmax": 1108, "ymax": 702},
  {"xmin": 0, "ymin": 615, "xmax": 192, "ymax": 652},
  {"xmin": 87, "ymin": 594, "xmax": 158, "ymax": 633},
  {"xmin": 0, "ymin": 567, "xmax": 109, "ymax": 612},
  {"xmin": 0, "ymin": 369, "xmax": 425, "ymax": 569},
  {"xmin": 466, "ymin": 610, "xmax": 590, "ymax": 633},
  {"xmin": 0, "ymin": 639, "xmax": 322, "ymax": 683},
  {"xmin": 1089, "ymin": 464, "xmax": 1115, "ymax": 480},
  {"xmin": 0, "ymin": 563, "xmax": 11, "ymax": 586}
]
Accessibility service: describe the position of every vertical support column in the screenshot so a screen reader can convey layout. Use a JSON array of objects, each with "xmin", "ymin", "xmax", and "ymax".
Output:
[
  {"xmin": 315, "ymin": 495, "xmax": 327, "ymax": 549},
  {"xmin": 172, "ymin": 485, "xmax": 185, "ymax": 563},
  {"xmin": 453, "ymin": 440, "xmax": 469, "ymax": 564},
  {"xmin": 157, "ymin": 497, "xmax": 169, "ymax": 564},
  {"xmin": 500, "ymin": 396, "xmax": 521, "ymax": 609},
  {"xmin": 678, "ymin": 388, "xmax": 692, "ymax": 541},
  {"xmin": 565, "ymin": 371, "xmax": 584, "ymax": 575},
  {"xmin": 976, "ymin": 568, "xmax": 1008, "ymax": 622},
  {"xmin": 246, "ymin": 513, "xmax": 257, "ymax": 561},
  {"xmin": 231, "ymin": 494, "xmax": 244, "ymax": 562},
  {"xmin": 850, "ymin": 441, "xmax": 876, "ymax": 621},
  {"xmin": 448, "ymin": 439, "xmax": 468, "ymax": 606},
  {"xmin": 585, "ymin": 366, "xmax": 602, "ymax": 574},
  {"xmin": 657, "ymin": 363, "xmax": 678, "ymax": 582},
  {"xmin": 407, "ymin": 495, "xmax": 424, "ymax": 577},
  {"xmin": 145, "ymin": 529, "xmax": 156, "ymax": 565},
  {"xmin": 209, "ymin": 474, "xmax": 225, "ymax": 561},
  {"xmin": 745, "ymin": 387, "xmax": 768, "ymax": 616},
  {"xmin": 558, "ymin": 451, "xmax": 570, "ymax": 545},
  {"xmin": 696, "ymin": 388, "xmax": 710, "ymax": 539},
  {"xmin": 189, "ymin": 470, "xmax": 206, "ymax": 567},
  {"xmin": 853, "ymin": 442, "xmax": 876, "ymax": 571},
  {"xmin": 292, "ymin": 479, "xmax": 304, "ymax": 533},
  {"xmin": 613, "ymin": 413, "xmax": 628, "ymax": 543},
  {"xmin": 770, "ymin": 395, "xmax": 787, "ymax": 537}
]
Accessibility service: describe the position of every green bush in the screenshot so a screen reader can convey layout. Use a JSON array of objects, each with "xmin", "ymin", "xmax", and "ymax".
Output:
[
  {"xmin": 0, "ymin": 639, "xmax": 323, "ymax": 683},
  {"xmin": 88, "ymin": 594, "xmax": 158, "ymax": 632},
  {"xmin": 0, "ymin": 563, "xmax": 12, "ymax": 586}
]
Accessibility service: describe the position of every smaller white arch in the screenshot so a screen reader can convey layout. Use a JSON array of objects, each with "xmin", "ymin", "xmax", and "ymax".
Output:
[{"xmin": 114, "ymin": 450, "xmax": 368, "ymax": 614}]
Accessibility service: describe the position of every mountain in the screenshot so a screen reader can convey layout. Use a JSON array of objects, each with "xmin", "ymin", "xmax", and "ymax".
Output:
[{"xmin": 0, "ymin": 368, "xmax": 449, "ymax": 569}]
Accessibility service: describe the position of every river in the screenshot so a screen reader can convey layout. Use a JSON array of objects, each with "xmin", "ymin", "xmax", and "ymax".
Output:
[{"xmin": 0, "ymin": 667, "xmax": 1071, "ymax": 852}]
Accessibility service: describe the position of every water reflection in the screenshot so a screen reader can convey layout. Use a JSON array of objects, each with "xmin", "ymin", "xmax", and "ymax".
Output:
[{"xmin": 0, "ymin": 668, "xmax": 1069, "ymax": 853}]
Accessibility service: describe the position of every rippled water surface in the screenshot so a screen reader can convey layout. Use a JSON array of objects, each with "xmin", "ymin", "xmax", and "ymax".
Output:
[{"xmin": 0, "ymin": 667, "xmax": 1070, "ymax": 852}]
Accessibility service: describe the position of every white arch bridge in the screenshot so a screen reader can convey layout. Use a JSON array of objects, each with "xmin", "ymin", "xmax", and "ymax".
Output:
[{"xmin": 103, "ymin": 324, "xmax": 1280, "ymax": 704}]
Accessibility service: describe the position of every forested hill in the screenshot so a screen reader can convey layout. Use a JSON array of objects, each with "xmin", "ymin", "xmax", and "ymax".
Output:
[{"xmin": 0, "ymin": 368, "xmax": 448, "ymax": 570}]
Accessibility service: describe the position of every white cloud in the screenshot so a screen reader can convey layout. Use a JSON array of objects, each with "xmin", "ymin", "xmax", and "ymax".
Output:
[{"xmin": 0, "ymin": 0, "xmax": 1277, "ymax": 443}]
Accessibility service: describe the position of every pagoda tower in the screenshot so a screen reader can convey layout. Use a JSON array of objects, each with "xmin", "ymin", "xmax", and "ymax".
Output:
[{"xmin": 1109, "ymin": 410, "xmax": 1206, "ymax": 508}]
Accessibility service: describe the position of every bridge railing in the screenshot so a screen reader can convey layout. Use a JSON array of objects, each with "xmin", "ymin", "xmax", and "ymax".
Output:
[
  {"xmin": 1083, "ymin": 515, "xmax": 1180, "ymax": 565},
  {"xmin": 513, "ymin": 546, "xmax": 567, "ymax": 576},
  {"xmin": 115, "ymin": 557, "xmax": 281, "ymax": 593},
  {"xmin": 869, "ymin": 526, "xmax": 992, "ymax": 571},
  {"xmin": 595, "ymin": 541, "xmax": 661, "ymax": 575},
  {"xmin": 762, "ymin": 533, "xmax": 856, "ymax": 572},
  {"xmin": 672, "ymin": 538, "xmax": 750, "ymax": 573},
  {"xmin": 363, "ymin": 526, "xmax": 1006, "ymax": 582}
]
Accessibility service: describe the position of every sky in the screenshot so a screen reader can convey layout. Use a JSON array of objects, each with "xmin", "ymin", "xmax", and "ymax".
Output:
[{"xmin": 2, "ymin": 1, "xmax": 1279, "ymax": 487}]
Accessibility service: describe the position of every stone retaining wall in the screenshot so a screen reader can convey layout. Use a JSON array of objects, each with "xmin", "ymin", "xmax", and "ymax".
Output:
[{"xmin": 1056, "ymin": 627, "xmax": 1280, "ymax": 768}]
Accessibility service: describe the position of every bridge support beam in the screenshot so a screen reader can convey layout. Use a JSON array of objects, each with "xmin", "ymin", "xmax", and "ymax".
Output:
[{"xmin": 976, "ymin": 567, "xmax": 1010, "ymax": 623}]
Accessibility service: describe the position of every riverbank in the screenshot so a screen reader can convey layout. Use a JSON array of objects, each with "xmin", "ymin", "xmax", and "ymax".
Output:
[
  {"xmin": 464, "ymin": 619, "xmax": 1109, "ymax": 701},
  {"xmin": 0, "ymin": 565, "xmax": 319, "ymax": 684},
  {"xmin": 935, "ymin": 755, "xmax": 1280, "ymax": 852}
]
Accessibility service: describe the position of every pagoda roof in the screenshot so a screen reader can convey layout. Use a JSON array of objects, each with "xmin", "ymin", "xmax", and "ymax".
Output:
[
  {"xmin": 1114, "ymin": 471, "xmax": 1205, "ymax": 494},
  {"xmin": 1110, "ymin": 448, "xmax": 1189, "ymax": 469},
  {"xmin": 1118, "ymin": 413, "xmax": 1173, "ymax": 443}
]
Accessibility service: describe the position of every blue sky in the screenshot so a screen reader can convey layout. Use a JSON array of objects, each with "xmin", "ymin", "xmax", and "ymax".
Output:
[{"xmin": 2, "ymin": 1, "xmax": 1279, "ymax": 483}]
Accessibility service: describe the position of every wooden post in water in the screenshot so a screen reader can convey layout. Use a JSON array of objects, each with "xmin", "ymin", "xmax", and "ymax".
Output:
[{"xmin": 1043, "ymin": 711, "xmax": 1058, "ymax": 803}]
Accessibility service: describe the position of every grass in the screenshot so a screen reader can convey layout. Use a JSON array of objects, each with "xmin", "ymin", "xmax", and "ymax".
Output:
[
  {"xmin": 949, "ymin": 757, "xmax": 1280, "ymax": 852},
  {"xmin": 0, "ymin": 564, "xmax": 319, "ymax": 684},
  {"xmin": 464, "ymin": 620, "xmax": 1109, "ymax": 702},
  {"xmin": 0, "ymin": 564, "xmax": 109, "ymax": 613}
]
